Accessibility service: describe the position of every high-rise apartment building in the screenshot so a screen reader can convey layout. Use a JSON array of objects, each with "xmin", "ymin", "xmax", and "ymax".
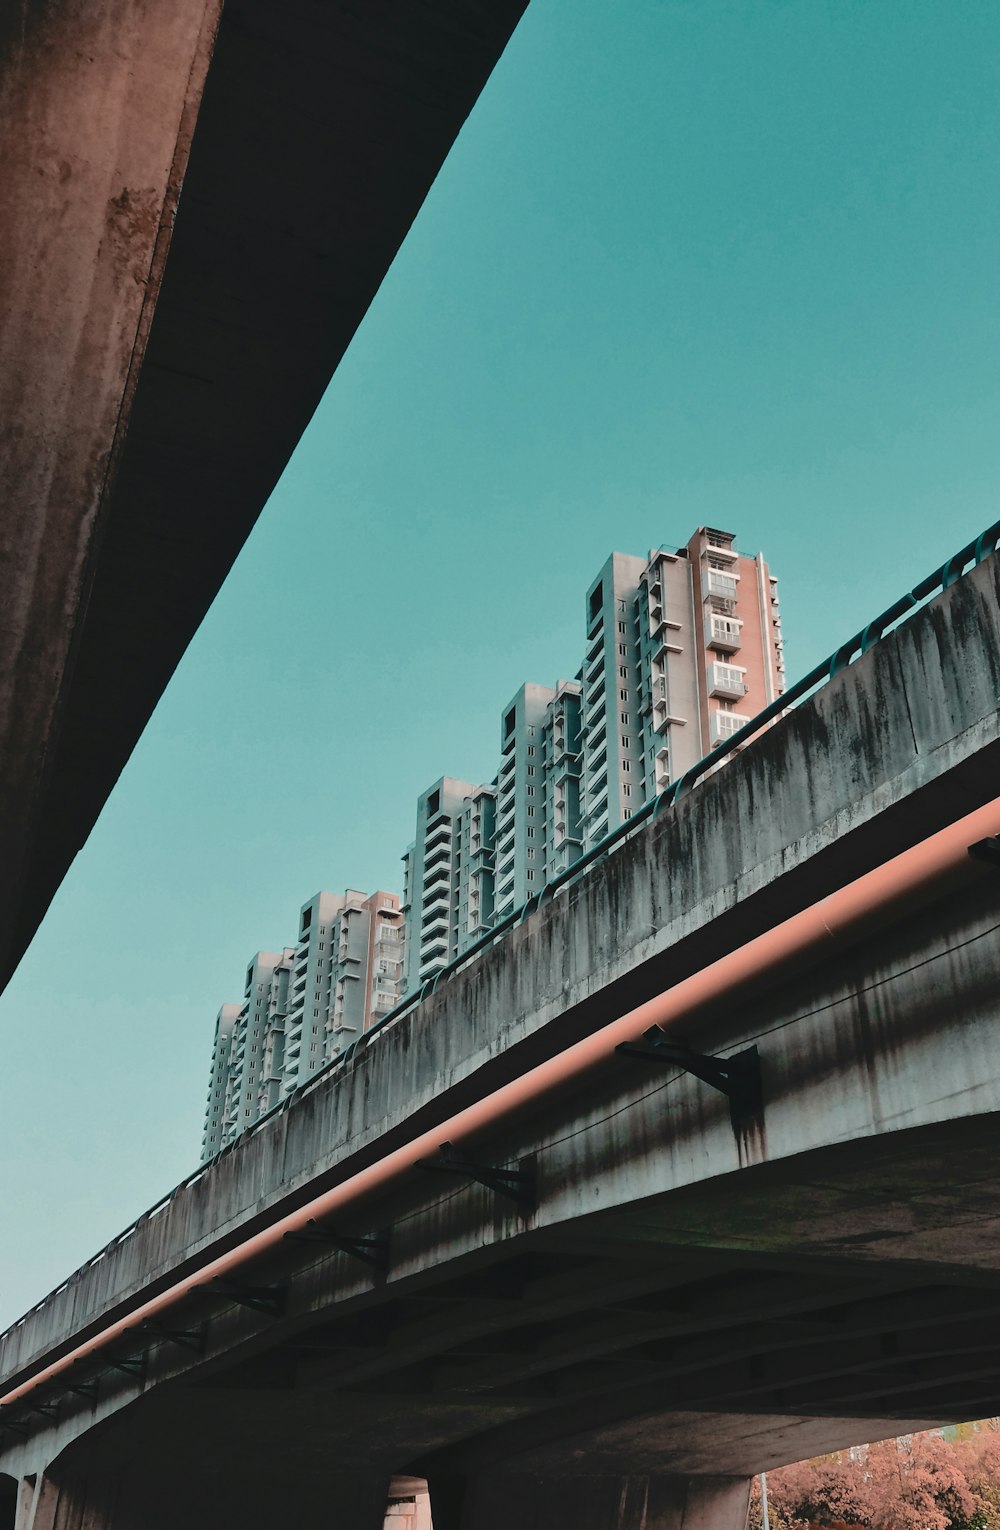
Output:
[
  {"xmin": 200, "ymin": 887, "xmax": 404, "ymax": 1160},
  {"xmin": 200, "ymin": 526, "xmax": 781, "ymax": 1152},
  {"xmin": 402, "ymin": 777, "xmax": 493, "ymax": 991},
  {"xmin": 455, "ymin": 781, "xmax": 498, "ymax": 955},
  {"xmin": 580, "ymin": 527, "xmax": 783, "ymax": 843},
  {"xmin": 202, "ymin": 1003, "xmax": 241, "ymax": 1160},
  {"xmin": 539, "ymin": 678, "xmax": 584, "ymax": 880},
  {"xmin": 494, "ymin": 683, "xmax": 555, "ymax": 921},
  {"xmin": 401, "ymin": 526, "xmax": 783, "ymax": 988}
]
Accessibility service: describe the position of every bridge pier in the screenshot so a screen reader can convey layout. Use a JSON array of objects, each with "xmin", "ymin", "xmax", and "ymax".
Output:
[
  {"xmin": 12, "ymin": 1456, "xmax": 391, "ymax": 1530},
  {"xmin": 428, "ymin": 1471, "xmax": 751, "ymax": 1530}
]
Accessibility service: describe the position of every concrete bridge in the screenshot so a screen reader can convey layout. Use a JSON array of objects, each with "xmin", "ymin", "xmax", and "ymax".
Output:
[
  {"xmin": 0, "ymin": 0, "xmax": 528, "ymax": 993},
  {"xmin": 1, "ymin": 556, "xmax": 999, "ymax": 1529}
]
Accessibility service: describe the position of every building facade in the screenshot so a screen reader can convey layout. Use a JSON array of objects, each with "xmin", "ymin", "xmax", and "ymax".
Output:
[
  {"xmin": 200, "ymin": 888, "xmax": 404, "ymax": 1160},
  {"xmin": 401, "ymin": 526, "xmax": 783, "ymax": 989},
  {"xmin": 201, "ymin": 526, "xmax": 784, "ymax": 1145}
]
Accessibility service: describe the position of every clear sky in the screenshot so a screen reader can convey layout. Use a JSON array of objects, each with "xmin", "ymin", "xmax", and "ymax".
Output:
[{"xmin": 2, "ymin": 0, "xmax": 999, "ymax": 1328}]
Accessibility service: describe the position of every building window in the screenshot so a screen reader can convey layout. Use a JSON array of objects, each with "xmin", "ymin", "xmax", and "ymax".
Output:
[
  {"xmin": 619, "ymin": 666, "xmax": 627, "ymax": 678},
  {"xmin": 619, "ymin": 688, "xmax": 628, "ymax": 701},
  {"xmin": 623, "ymin": 784, "xmax": 632, "ymax": 796},
  {"xmin": 623, "ymin": 759, "xmax": 631, "ymax": 771},
  {"xmin": 618, "ymin": 621, "xmax": 627, "ymax": 634},
  {"xmin": 618, "ymin": 643, "xmax": 627, "ymax": 656}
]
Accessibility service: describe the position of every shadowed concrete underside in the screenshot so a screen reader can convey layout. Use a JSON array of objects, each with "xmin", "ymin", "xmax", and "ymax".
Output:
[
  {"xmin": 0, "ymin": 0, "xmax": 528, "ymax": 994},
  {"xmin": 2, "ymin": 566, "xmax": 998, "ymax": 1526}
]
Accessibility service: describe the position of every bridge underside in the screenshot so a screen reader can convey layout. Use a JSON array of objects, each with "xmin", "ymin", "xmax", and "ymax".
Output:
[
  {"xmin": 0, "ymin": 0, "xmax": 528, "ymax": 992},
  {"xmin": 23, "ymin": 1109, "xmax": 1000, "ymax": 1528},
  {"xmin": 5, "ymin": 569, "xmax": 1000, "ymax": 1526}
]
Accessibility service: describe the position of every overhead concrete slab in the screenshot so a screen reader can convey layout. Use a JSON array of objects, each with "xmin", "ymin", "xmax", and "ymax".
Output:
[{"xmin": 0, "ymin": 0, "xmax": 529, "ymax": 993}]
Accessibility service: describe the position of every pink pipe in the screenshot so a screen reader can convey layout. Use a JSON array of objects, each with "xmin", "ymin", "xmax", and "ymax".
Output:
[{"xmin": 2, "ymin": 796, "xmax": 997, "ymax": 1411}]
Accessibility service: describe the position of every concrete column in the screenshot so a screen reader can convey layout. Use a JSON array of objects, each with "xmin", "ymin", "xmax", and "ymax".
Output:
[
  {"xmin": 16, "ymin": 1462, "xmax": 391, "ymax": 1530},
  {"xmin": 384, "ymin": 1476, "xmax": 433, "ymax": 1530},
  {"xmin": 0, "ymin": 1474, "xmax": 15, "ymax": 1530},
  {"xmin": 428, "ymin": 1472, "xmax": 751, "ymax": 1530}
]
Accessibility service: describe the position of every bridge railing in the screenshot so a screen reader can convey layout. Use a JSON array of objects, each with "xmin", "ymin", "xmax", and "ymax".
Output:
[
  {"xmin": 324, "ymin": 517, "xmax": 1000, "ymax": 1055},
  {"xmin": 1, "ymin": 517, "xmax": 997, "ymax": 1352}
]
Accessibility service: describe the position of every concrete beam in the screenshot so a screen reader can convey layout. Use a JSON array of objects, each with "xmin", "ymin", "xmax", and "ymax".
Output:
[
  {"xmin": 1, "ymin": 566, "xmax": 999, "ymax": 1486},
  {"xmin": 0, "ymin": 0, "xmax": 220, "ymax": 987},
  {"xmin": 5, "ymin": 558, "xmax": 996, "ymax": 1396},
  {"xmin": 0, "ymin": 0, "xmax": 529, "ymax": 992}
]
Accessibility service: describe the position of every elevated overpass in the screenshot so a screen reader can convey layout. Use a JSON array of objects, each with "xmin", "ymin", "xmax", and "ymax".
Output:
[
  {"xmin": 1, "ymin": 547, "xmax": 1000, "ymax": 1517},
  {"xmin": 0, "ymin": 0, "xmax": 529, "ymax": 993},
  {"xmin": 1, "ymin": 556, "xmax": 999, "ymax": 1528}
]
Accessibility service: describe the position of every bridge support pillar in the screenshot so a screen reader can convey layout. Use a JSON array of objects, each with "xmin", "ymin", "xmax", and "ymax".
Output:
[
  {"xmin": 14, "ymin": 1459, "xmax": 391, "ymax": 1530},
  {"xmin": 428, "ymin": 1471, "xmax": 751, "ymax": 1530}
]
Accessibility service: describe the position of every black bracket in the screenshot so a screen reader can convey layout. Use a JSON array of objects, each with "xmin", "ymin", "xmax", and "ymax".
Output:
[
  {"xmin": 617, "ymin": 1027, "xmax": 762, "ymax": 1130},
  {"xmin": 139, "ymin": 1320, "xmax": 205, "ymax": 1354},
  {"xmin": 66, "ymin": 1378, "xmax": 99, "ymax": 1400},
  {"xmin": 969, "ymin": 837, "xmax": 1000, "ymax": 868},
  {"xmin": 106, "ymin": 1354, "xmax": 146, "ymax": 1379},
  {"xmin": 0, "ymin": 1414, "xmax": 29, "ymax": 1436},
  {"xmin": 283, "ymin": 1221, "xmax": 388, "ymax": 1269},
  {"xmin": 416, "ymin": 1144, "xmax": 535, "ymax": 1211},
  {"xmin": 28, "ymin": 1402, "xmax": 59, "ymax": 1419},
  {"xmin": 206, "ymin": 1279, "xmax": 285, "ymax": 1317}
]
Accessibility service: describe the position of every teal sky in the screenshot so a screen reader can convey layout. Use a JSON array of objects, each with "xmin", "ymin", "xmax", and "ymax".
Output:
[{"xmin": 2, "ymin": 0, "xmax": 999, "ymax": 1326}]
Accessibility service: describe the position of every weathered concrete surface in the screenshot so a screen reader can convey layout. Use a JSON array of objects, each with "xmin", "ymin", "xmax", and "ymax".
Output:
[
  {"xmin": 0, "ymin": 0, "xmax": 220, "ymax": 988},
  {"xmin": 0, "ymin": 563, "xmax": 998, "ymax": 1498},
  {"xmin": 5, "ymin": 556, "xmax": 998, "ymax": 1377},
  {"xmin": 0, "ymin": 0, "xmax": 529, "ymax": 994}
]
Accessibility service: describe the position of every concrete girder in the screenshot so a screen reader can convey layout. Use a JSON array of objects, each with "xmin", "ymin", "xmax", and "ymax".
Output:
[
  {"xmin": 2, "ymin": 566, "xmax": 1000, "ymax": 1490},
  {"xmin": 0, "ymin": 0, "xmax": 529, "ymax": 993}
]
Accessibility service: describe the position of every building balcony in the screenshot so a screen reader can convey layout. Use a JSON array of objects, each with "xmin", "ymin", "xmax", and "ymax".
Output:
[
  {"xmin": 424, "ymin": 824, "xmax": 453, "ymax": 854},
  {"xmin": 708, "ymin": 661, "xmax": 748, "ymax": 700},
  {"xmin": 710, "ymin": 710, "xmax": 750, "ymax": 746},
  {"xmin": 706, "ymin": 614, "xmax": 742, "ymax": 652},
  {"xmin": 702, "ymin": 568, "xmax": 739, "ymax": 603}
]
